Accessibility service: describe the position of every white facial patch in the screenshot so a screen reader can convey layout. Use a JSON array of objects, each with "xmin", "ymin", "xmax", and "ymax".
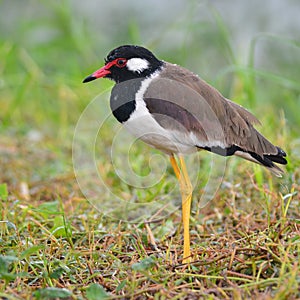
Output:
[{"xmin": 126, "ymin": 58, "xmax": 149, "ymax": 73}]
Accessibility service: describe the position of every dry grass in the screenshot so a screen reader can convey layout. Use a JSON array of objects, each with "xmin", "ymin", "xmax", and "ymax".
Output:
[{"xmin": 0, "ymin": 135, "xmax": 299, "ymax": 299}]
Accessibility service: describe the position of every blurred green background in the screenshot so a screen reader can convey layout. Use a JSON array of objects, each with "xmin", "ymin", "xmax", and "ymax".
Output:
[{"xmin": 1, "ymin": 0, "xmax": 299, "ymax": 181}]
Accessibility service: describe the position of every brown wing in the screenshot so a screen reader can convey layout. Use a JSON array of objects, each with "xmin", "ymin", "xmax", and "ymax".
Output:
[{"xmin": 144, "ymin": 62, "xmax": 287, "ymax": 174}]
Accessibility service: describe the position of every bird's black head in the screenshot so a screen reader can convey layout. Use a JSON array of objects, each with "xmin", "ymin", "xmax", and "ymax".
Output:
[{"xmin": 83, "ymin": 45, "xmax": 163, "ymax": 83}]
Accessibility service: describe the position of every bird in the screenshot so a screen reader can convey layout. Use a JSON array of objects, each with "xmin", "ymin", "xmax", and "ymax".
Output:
[{"xmin": 83, "ymin": 45, "xmax": 287, "ymax": 263}]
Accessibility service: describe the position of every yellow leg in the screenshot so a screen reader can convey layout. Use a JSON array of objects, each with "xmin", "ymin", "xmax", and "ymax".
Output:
[
  {"xmin": 170, "ymin": 155, "xmax": 193, "ymax": 263},
  {"xmin": 170, "ymin": 155, "xmax": 181, "ymax": 180},
  {"xmin": 179, "ymin": 155, "xmax": 192, "ymax": 263}
]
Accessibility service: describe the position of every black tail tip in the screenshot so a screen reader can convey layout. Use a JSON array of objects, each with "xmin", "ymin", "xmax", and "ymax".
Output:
[{"xmin": 265, "ymin": 147, "xmax": 288, "ymax": 165}]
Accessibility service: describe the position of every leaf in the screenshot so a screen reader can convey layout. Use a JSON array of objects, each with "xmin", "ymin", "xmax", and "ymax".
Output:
[
  {"xmin": 33, "ymin": 287, "xmax": 72, "ymax": 299},
  {"xmin": 33, "ymin": 200, "xmax": 62, "ymax": 217},
  {"xmin": 20, "ymin": 245, "xmax": 44, "ymax": 259},
  {"xmin": 51, "ymin": 216, "xmax": 67, "ymax": 237},
  {"xmin": 0, "ymin": 255, "xmax": 19, "ymax": 282},
  {"xmin": 131, "ymin": 257, "xmax": 156, "ymax": 271},
  {"xmin": 0, "ymin": 270, "xmax": 17, "ymax": 281},
  {"xmin": 0, "ymin": 255, "xmax": 18, "ymax": 271},
  {"xmin": 0, "ymin": 183, "xmax": 8, "ymax": 201},
  {"xmin": 223, "ymin": 206, "xmax": 231, "ymax": 216},
  {"xmin": 115, "ymin": 280, "xmax": 126, "ymax": 292},
  {"xmin": 86, "ymin": 283, "xmax": 109, "ymax": 300},
  {"xmin": 49, "ymin": 267, "xmax": 65, "ymax": 279}
]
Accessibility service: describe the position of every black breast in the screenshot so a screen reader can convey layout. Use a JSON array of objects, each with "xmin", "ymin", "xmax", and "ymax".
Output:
[{"xmin": 110, "ymin": 78, "xmax": 144, "ymax": 123}]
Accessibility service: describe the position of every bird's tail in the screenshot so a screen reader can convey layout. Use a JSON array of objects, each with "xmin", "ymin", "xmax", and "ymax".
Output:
[{"xmin": 235, "ymin": 146, "xmax": 287, "ymax": 177}]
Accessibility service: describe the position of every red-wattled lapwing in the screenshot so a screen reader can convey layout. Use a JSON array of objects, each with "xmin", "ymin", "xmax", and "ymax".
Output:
[{"xmin": 83, "ymin": 45, "xmax": 287, "ymax": 263}]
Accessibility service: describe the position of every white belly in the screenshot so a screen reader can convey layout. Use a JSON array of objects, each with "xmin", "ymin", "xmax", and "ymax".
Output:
[{"xmin": 124, "ymin": 105, "xmax": 197, "ymax": 155}]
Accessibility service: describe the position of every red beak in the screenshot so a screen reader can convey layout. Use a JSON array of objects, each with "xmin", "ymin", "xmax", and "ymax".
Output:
[{"xmin": 83, "ymin": 65, "xmax": 111, "ymax": 83}]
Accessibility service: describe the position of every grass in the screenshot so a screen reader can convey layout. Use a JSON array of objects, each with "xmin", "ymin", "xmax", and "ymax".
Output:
[{"xmin": 1, "ymin": 1, "xmax": 300, "ymax": 299}]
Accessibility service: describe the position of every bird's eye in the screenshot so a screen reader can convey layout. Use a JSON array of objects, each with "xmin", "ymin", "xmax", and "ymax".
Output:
[{"xmin": 116, "ymin": 58, "xmax": 127, "ymax": 67}]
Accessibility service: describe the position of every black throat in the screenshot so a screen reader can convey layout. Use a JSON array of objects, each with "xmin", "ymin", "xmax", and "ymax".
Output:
[{"xmin": 110, "ymin": 77, "xmax": 145, "ymax": 123}]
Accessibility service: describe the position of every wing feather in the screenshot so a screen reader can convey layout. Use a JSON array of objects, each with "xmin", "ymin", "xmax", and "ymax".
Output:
[{"xmin": 144, "ymin": 62, "xmax": 279, "ymax": 157}]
